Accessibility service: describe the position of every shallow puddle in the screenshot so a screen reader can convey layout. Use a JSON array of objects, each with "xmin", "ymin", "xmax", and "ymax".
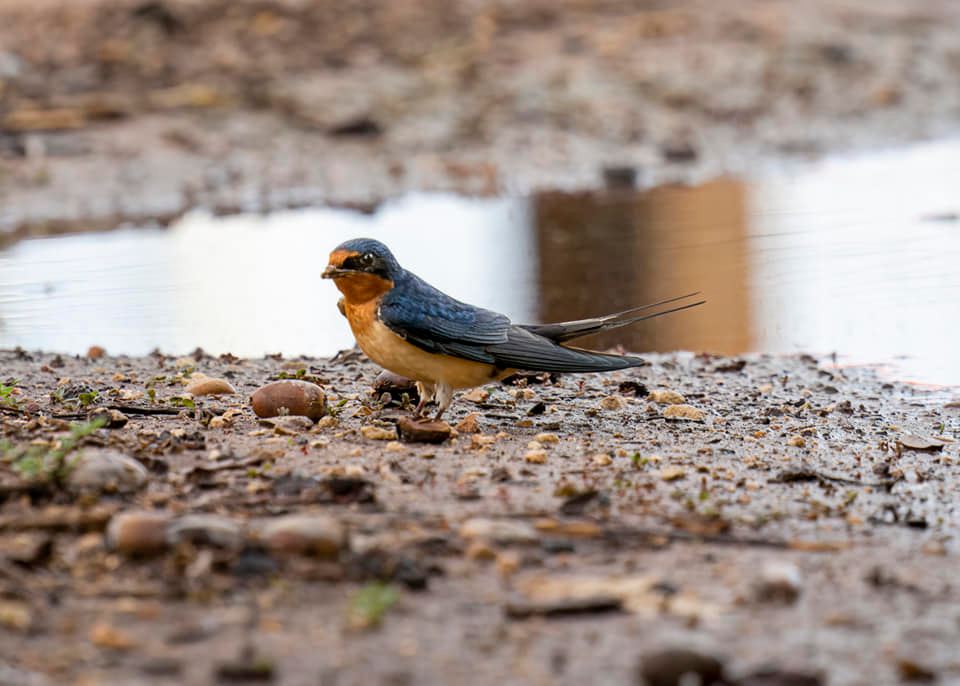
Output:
[{"xmin": 2, "ymin": 138, "xmax": 959, "ymax": 386}]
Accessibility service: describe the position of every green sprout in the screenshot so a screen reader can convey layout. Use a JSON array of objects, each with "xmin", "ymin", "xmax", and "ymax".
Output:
[
  {"xmin": 78, "ymin": 390, "xmax": 100, "ymax": 407},
  {"xmin": 0, "ymin": 381, "xmax": 21, "ymax": 410},
  {"xmin": 346, "ymin": 583, "xmax": 398, "ymax": 631},
  {"xmin": 2, "ymin": 416, "xmax": 107, "ymax": 484}
]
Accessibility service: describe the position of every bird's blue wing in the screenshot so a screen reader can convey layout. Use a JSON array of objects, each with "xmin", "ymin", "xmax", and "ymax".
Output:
[{"xmin": 379, "ymin": 274, "xmax": 510, "ymax": 364}]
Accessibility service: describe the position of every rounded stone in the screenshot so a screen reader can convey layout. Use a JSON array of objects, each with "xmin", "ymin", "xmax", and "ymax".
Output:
[
  {"xmin": 166, "ymin": 514, "xmax": 244, "ymax": 550},
  {"xmin": 66, "ymin": 449, "xmax": 148, "ymax": 494},
  {"xmin": 251, "ymin": 380, "xmax": 326, "ymax": 421},
  {"xmin": 107, "ymin": 511, "xmax": 171, "ymax": 556},
  {"xmin": 186, "ymin": 377, "xmax": 237, "ymax": 396},
  {"xmin": 397, "ymin": 417, "xmax": 451, "ymax": 444},
  {"xmin": 259, "ymin": 514, "xmax": 347, "ymax": 559}
]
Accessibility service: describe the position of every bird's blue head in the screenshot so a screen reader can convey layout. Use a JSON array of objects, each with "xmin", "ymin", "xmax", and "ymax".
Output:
[{"xmin": 322, "ymin": 237, "xmax": 402, "ymax": 285}]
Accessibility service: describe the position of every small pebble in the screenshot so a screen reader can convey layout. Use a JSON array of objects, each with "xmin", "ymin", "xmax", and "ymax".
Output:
[
  {"xmin": 754, "ymin": 561, "xmax": 803, "ymax": 604},
  {"xmin": 259, "ymin": 514, "xmax": 347, "ymax": 559},
  {"xmin": 638, "ymin": 648, "xmax": 726, "ymax": 686},
  {"xmin": 898, "ymin": 434, "xmax": 947, "ymax": 452},
  {"xmin": 462, "ymin": 387, "xmax": 490, "ymax": 403},
  {"xmin": 66, "ymin": 450, "xmax": 148, "ymax": 494},
  {"xmin": 397, "ymin": 417, "xmax": 452, "ymax": 443},
  {"xmin": 525, "ymin": 450, "xmax": 548, "ymax": 464},
  {"xmin": 88, "ymin": 407, "xmax": 128, "ymax": 429},
  {"xmin": 786, "ymin": 435, "xmax": 806, "ymax": 448},
  {"xmin": 897, "ymin": 659, "xmax": 936, "ymax": 683},
  {"xmin": 185, "ymin": 376, "xmax": 236, "ymax": 396},
  {"xmin": 372, "ymin": 370, "xmax": 419, "ymax": 401},
  {"xmin": 460, "ymin": 518, "xmax": 538, "ymax": 544},
  {"xmin": 738, "ymin": 669, "xmax": 822, "ymax": 686},
  {"xmin": 496, "ymin": 550, "xmax": 522, "ymax": 577},
  {"xmin": 648, "ymin": 389, "xmax": 686, "ymax": 405},
  {"xmin": 455, "ymin": 413, "xmax": 481, "ymax": 434},
  {"xmin": 361, "ymin": 425, "xmax": 398, "ymax": 441},
  {"xmin": 592, "ymin": 453, "xmax": 613, "ymax": 466},
  {"xmin": 465, "ymin": 540, "xmax": 497, "ymax": 561},
  {"xmin": 107, "ymin": 511, "xmax": 171, "ymax": 556},
  {"xmin": 535, "ymin": 432, "xmax": 559, "ymax": 444},
  {"xmin": 166, "ymin": 514, "xmax": 244, "ymax": 550},
  {"xmin": 661, "ymin": 404, "xmax": 705, "ymax": 421},
  {"xmin": 90, "ymin": 622, "xmax": 138, "ymax": 650},
  {"xmin": 659, "ymin": 466, "xmax": 686, "ymax": 481},
  {"xmin": 0, "ymin": 600, "xmax": 32, "ymax": 632},
  {"xmin": 251, "ymin": 380, "xmax": 326, "ymax": 421},
  {"xmin": 471, "ymin": 434, "xmax": 496, "ymax": 449},
  {"xmin": 599, "ymin": 395, "xmax": 624, "ymax": 411},
  {"xmin": 260, "ymin": 415, "xmax": 315, "ymax": 435}
]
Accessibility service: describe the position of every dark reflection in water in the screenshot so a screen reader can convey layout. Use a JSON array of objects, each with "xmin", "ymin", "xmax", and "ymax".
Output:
[
  {"xmin": 535, "ymin": 179, "xmax": 751, "ymax": 354},
  {"xmin": 2, "ymin": 139, "xmax": 960, "ymax": 386}
]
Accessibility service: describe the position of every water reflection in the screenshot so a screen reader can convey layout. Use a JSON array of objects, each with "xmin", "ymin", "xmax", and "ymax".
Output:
[
  {"xmin": 1, "ymin": 139, "xmax": 959, "ymax": 385},
  {"xmin": 0, "ymin": 196, "xmax": 534, "ymax": 359},
  {"xmin": 535, "ymin": 178, "xmax": 752, "ymax": 354}
]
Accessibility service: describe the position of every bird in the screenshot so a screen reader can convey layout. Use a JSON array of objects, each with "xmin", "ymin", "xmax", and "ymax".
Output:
[{"xmin": 322, "ymin": 238, "xmax": 704, "ymax": 420}]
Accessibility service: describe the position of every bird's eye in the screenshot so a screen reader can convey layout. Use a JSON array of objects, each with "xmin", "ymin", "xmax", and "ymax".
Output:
[{"xmin": 361, "ymin": 252, "xmax": 375, "ymax": 267}]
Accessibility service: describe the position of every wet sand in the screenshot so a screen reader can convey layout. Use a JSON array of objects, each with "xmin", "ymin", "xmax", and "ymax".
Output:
[{"xmin": 0, "ymin": 348, "xmax": 958, "ymax": 684}]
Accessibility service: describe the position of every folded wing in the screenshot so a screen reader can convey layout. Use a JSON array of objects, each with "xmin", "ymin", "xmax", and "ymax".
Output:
[{"xmin": 380, "ymin": 275, "xmax": 697, "ymax": 372}]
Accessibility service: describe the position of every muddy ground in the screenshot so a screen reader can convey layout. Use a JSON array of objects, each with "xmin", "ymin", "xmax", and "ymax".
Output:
[
  {"xmin": 4, "ymin": 1, "xmax": 960, "ymax": 684},
  {"xmin": 1, "ymin": 348, "xmax": 959, "ymax": 685},
  {"xmin": 3, "ymin": 0, "xmax": 960, "ymax": 240}
]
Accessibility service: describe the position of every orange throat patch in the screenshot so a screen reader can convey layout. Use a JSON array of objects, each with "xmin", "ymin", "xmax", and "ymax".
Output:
[{"xmin": 331, "ymin": 272, "xmax": 394, "ymax": 305}]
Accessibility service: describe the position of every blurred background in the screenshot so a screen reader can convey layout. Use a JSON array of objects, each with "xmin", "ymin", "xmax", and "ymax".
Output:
[{"xmin": 1, "ymin": 0, "xmax": 959, "ymax": 384}]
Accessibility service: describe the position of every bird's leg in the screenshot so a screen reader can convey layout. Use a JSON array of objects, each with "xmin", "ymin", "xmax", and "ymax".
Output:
[
  {"xmin": 432, "ymin": 383, "xmax": 454, "ymax": 421},
  {"xmin": 413, "ymin": 381, "xmax": 436, "ymax": 418}
]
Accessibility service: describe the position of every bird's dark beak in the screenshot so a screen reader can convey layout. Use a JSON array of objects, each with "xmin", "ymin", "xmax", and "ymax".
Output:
[{"xmin": 323, "ymin": 249, "xmax": 359, "ymax": 279}]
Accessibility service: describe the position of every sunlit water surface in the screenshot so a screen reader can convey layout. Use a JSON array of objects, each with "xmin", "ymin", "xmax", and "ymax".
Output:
[{"xmin": 2, "ymin": 139, "xmax": 959, "ymax": 387}]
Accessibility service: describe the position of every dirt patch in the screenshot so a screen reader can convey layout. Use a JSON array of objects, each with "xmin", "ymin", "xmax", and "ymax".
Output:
[
  {"xmin": 3, "ymin": 0, "xmax": 960, "ymax": 238},
  {"xmin": 1, "ymin": 347, "xmax": 957, "ymax": 684}
]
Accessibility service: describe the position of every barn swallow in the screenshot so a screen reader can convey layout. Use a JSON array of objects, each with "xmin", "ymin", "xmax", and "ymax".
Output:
[{"xmin": 322, "ymin": 238, "xmax": 703, "ymax": 420}]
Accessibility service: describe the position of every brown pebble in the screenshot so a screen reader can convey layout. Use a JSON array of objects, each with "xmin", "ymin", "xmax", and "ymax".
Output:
[
  {"xmin": 397, "ymin": 416, "xmax": 452, "ymax": 443},
  {"xmin": 455, "ymin": 413, "xmax": 481, "ymax": 434},
  {"xmin": 86, "ymin": 345, "xmax": 106, "ymax": 359},
  {"xmin": 90, "ymin": 622, "xmax": 138, "ymax": 650},
  {"xmin": 166, "ymin": 514, "xmax": 244, "ymax": 550},
  {"xmin": 107, "ymin": 511, "xmax": 171, "ymax": 556},
  {"xmin": 460, "ymin": 518, "xmax": 537, "ymax": 543},
  {"xmin": 0, "ymin": 600, "xmax": 32, "ymax": 632},
  {"xmin": 261, "ymin": 415, "xmax": 315, "ymax": 435},
  {"xmin": 525, "ymin": 450, "xmax": 548, "ymax": 464},
  {"xmin": 360, "ymin": 424, "xmax": 398, "ymax": 441},
  {"xmin": 186, "ymin": 377, "xmax": 236, "ymax": 396},
  {"xmin": 465, "ymin": 540, "xmax": 497, "ymax": 561},
  {"xmin": 89, "ymin": 407, "xmax": 129, "ymax": 429},
  {"xmin": 599, "ymin": 395, "xmax": 624, "ymax": 411},
  {"xmin": 251, "ymin": 380, "xmax": 326, "ymax": 421},
  {"xmin": 897, "ymin": 658, "xmax": 936, "ymax": 683},
  {"xmin": 662, "ymin": 404, "xmax": 705, "ymax": 421},
  {"xmin": 260, "ymin": 514, "xmax": 346, "ymax": 558},
  {"xmin": 898, "ymin": 434, "xmax": 947, "ymax": 452},
  {"xmin": 648, "ymin": 389, "xmax": 686, "ymax": 405},
  {"xmin": 372, "ymin": 370, "xmax": 419, "ymax": 401},
  {"xmin": 639, "ymin": 649, "xmax": 726, "ymax": 686}
]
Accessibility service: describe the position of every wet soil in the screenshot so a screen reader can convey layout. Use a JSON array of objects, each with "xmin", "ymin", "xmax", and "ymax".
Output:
[
  {"xmin": 1, "ymin": 348, "xmax": 958, "ymax": 684},
  {"xmin": 4, "ymin": 0, "xmax": 960, "ymax": 238}
]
